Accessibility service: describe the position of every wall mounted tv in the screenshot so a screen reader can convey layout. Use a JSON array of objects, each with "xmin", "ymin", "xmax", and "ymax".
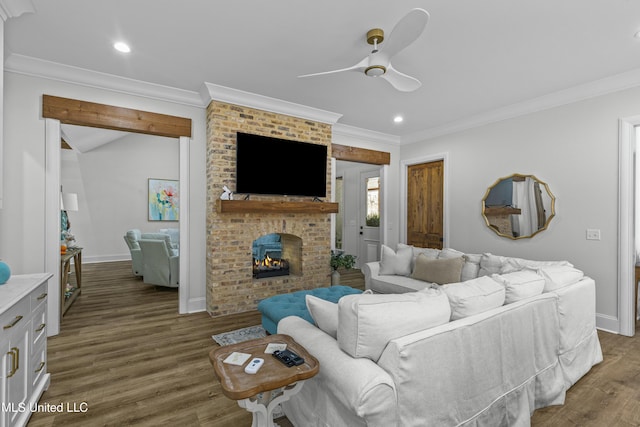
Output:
[{"xmin": 236, "ymin": 132, "xmax": 328, "ymax": 198}]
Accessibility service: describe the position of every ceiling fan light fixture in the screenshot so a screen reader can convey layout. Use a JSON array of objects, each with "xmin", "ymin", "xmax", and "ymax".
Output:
[{"xmin": 365, "ymin": 65, "xmax": 386, "ymax": 77}]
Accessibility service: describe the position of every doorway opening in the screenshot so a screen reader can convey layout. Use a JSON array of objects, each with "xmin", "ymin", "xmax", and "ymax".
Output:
[
  {"xmin": 334, "ymin": 162, "xmax": 382, "ymax": 268},
  {"xmin": 331, "ymin": 144, "xmax": 390, "ymax": 269},
  {"xmin": 43, "ymin": 95, "xmax": 192, "ymax": 336}
]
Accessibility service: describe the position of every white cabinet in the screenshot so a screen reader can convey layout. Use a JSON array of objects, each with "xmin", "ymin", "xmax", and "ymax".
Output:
[{"xmin": 0, "ymin": 274, "xmax": 52, "ymax": 427}]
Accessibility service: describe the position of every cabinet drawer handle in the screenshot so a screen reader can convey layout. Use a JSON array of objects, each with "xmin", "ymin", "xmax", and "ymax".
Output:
[
  {"xmin": 6, "ymin": 347, "xmax": 19, "ymax": 377},
  {"xmin": 36, "ymin": 323, "xmax": 46, "ymax": 332},
  {"xmin": 35, "ymin": 361, "xmax": 45, "ymax": 373},
  {"xmin": 3, "ymin": 315, "xmax": 23, "ymax": 329},
  {"xmin": 37, "ymin": 293, "xmax": 48, "ymax": 300},
  {"xmin": 6, "ymin": 350, "xmax": 15, "ymax": 377}
]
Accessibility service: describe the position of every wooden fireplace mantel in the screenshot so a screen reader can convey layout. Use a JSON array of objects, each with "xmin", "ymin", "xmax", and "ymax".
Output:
[{"xmin": 216, "ymin": 199, "xmax": 339, "ymax": 214}]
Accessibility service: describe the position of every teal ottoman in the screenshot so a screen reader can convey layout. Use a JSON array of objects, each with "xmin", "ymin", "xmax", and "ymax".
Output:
[{"xmin": 257, "ymin": 285, "xmax": 362, "ymax": 334}]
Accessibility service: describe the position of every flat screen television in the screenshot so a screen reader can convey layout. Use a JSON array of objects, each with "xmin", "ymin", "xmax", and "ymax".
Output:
[{"xmin": 236, "ymin": 132, "xmax": 328, "ymax": 198}]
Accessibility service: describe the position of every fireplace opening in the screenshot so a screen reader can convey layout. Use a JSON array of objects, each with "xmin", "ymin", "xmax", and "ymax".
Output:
[
  {"xmin": 252, "ymin": 233, "xmax": 302, "ymax": 279},
  {"xmin": 254, "ymin": 254, "xmax": 290, "ymax": 279}
]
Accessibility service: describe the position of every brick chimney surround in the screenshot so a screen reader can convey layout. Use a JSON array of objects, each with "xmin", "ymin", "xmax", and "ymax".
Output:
[{"xmin": 206, "ymin": 100, "xmax": 334, "ymax": 317}]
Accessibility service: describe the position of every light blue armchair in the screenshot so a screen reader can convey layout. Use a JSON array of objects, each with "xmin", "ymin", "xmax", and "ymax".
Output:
[
  {"xmin": 123, "ymin": 229, "xmax": 143, "ymax": 276},
  {"xmin": 138, "ymin": 236, "xmax": 179, "ymax": 288},
  {"xmin": 159, "ymin": 227, "xmax": 180, "ymax": 250}
]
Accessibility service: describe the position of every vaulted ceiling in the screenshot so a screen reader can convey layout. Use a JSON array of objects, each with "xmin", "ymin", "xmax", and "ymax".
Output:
[{"xmin": 7, "ymin": 1, "xmax": 640, "ymax": 142}]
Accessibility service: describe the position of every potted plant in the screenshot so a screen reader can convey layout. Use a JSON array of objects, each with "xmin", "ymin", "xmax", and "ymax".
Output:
[{"xmin": 330, "ymin": 250, "xmax": 357, "ymax": 286}]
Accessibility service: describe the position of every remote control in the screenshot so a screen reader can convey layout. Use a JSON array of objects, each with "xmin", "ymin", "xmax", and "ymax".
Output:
[
  {"xmin": 273, "ymin": 349, "xmax": 304, "ymax": 367},
  {"xmin": 244, "ymin": 358, "xmax": 264, "ymax": 374}
]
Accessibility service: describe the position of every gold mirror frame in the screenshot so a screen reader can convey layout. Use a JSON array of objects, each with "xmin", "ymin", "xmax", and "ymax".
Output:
[{"xmin": 482, "ymin": 173, "xmax": 556, "ymax": 240}]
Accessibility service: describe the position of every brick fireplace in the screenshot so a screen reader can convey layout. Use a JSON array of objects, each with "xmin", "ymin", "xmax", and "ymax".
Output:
[{"xmin": 205, "ymin": 100, "xmax": 333, "ymax": 317}]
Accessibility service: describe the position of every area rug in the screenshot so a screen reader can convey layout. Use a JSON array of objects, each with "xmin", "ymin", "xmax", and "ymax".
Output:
[{"xmin": 212, "ymin": 325, "xmax": 266, "ymax": 346}]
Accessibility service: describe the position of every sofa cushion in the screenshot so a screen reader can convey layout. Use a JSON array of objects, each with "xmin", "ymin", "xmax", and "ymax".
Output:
[
  {"xmin": 337, "ymin": 289, "xmax": 450, "ymax": 362},
  {"xmin": 500, "ymin": 257, "xmax": 573, "ymax": 274},
  {"xmin": 406, "ymin": 244, "xmax": 440, "ymax": 272},
  {"xmin": 478, "ymin": 253, "xmax": 507, "ymax": 276},
  {"xmin": 306, "ymin": 295, "xmax": 339, "ymax": 338},
  {"xmin": 536, "ymin": 265, "xmax": 585, "ymax": 292},
  {"xmin": 379, "ymin": 244, "xmax": 413, "ymax": 276},
  {"xmin": 369, "ymin": 274, "xmax": 437, "ymax": 294},
  {"xmin": 441, "ymin": 276, "xmax": 506, "ymax": 320},
  {"xmin": 437, "ymin": 248, "xmax": 465, "ymax": 259},
  {"xmin": 412, "ymin": 254, "xmax": 464, "ymax": 285},
  {"xmin": 491, "ymin": 270, "xmax": 545, "ymax": 304},
  {"xmin": 461, "ymin": 253, "xmax": 482, "ymax": 281}
]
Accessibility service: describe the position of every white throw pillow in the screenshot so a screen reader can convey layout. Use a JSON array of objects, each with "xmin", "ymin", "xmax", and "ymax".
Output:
[
  {"xmin": 478, "ymin": 253, "xmax": 507, "ymax": 276},
  {"xmin": 441, "ymin": 276, "xmax": 506, "ymax": 320},
  {"xmin": 337, "ymin": 289, "xmax": 451, "ymax": 362},
  {"xmin": 461, "ymin": 253, "xmax": 482, "ymax": 281},
  {"xmin": 379, "ymin": 244, "xmax": 413, "ymax": 276},
  {"xmin": 438, "ymin": 248, "xmax": 465, "ymax": 259},
  {"xmin": 305, "ymin": 295, "xmax": 339, "ymax": 338},
  {"xmin": 536, "ymin": 265, "xmax": 585, "ymax": 292},
  {"xmin": 409, "ymin": 245, "xmax": 440, "ymax": 272},
  {"xmin": 491, "ymin": 270, "xmax": 545, "ymax": 304}
]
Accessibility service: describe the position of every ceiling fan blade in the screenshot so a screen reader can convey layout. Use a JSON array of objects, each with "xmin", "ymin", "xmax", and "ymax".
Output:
[
  {"xmin": 381, "ymin": 8, "xmax": 429, "ymax": 58},
  {"xmin": 298, "ymin": 57, "xmax": 368, "ymax": 78},
  {"xmin": 381, "ymin": 64, "xmax": 421, "ymax": 92}
]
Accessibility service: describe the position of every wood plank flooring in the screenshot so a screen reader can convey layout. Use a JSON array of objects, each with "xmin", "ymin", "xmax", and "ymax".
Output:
[{"xmin": 28, "ymin": 262, "xmax": 640, "ymax": 426}]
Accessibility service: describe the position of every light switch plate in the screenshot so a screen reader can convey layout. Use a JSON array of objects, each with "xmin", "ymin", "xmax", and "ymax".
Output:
[{"xmin": 586, "ymin": 229, "xmax": 601, "ymax": 240}]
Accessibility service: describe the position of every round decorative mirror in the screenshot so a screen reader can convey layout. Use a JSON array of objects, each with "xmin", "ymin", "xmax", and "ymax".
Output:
[{"xmin": 482, "ymin": 174, "xmax": 555, "ymax": 239}]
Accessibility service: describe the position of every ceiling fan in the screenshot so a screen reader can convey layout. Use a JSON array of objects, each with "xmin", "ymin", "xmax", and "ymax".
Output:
[{"xmin": 298, "ymin": 8, "xmax": 430, "ymax": 92}]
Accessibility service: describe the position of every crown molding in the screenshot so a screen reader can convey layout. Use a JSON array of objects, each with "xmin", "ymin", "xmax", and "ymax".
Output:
[
  {"xmin": 5, "ymin": 54, "xmax": 204, "ymax": 107},
  {"xmin": 0, "ymin": 0, "xmax": 34, "ymax": 21},
  {"xmin": 402, "ymin": 67, "xmax": 640, "ymax": 144},
  {"xmin": 201, "ymin": 82, "xmax": 342, "ymax": 125},
  {"xmin": 332, "ymin": 123, "xmax": 401, "ymax": 145}
]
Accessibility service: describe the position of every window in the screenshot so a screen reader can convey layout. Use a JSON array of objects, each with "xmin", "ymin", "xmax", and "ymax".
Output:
[{"xmin": 366, "ymin": 177, "xmax": 380, "ymax": 227}]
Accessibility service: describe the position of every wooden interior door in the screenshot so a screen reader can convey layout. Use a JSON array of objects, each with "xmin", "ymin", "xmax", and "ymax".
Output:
[{"xmin": 407, "ymin": 160, "xmax": 444, "ymax": 249}]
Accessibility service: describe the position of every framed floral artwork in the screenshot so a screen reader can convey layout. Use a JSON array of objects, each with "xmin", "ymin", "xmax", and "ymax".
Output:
[{"xmin": 148, "ymin": 178, "xmax": 179, "ymax": 221}]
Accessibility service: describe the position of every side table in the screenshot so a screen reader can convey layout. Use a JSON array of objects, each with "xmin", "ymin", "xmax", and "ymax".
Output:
[
  {"xmin": 60, "ymin": 247, "xmax": 82, "ymax": 319},
  {"xmin": 209, "ymin": 334, "xmax": 319, "ymax": 427}
]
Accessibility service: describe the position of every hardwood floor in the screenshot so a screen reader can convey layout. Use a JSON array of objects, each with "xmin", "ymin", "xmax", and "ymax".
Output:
[{"xmin": 28, "ymin": 263, "xmax": 640, "ymax": 426}]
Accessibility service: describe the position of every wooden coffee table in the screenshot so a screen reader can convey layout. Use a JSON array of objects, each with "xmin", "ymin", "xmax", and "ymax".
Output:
[{"xmin": 209, "ymin": 334, "xmax": 319, "ymax": 427}]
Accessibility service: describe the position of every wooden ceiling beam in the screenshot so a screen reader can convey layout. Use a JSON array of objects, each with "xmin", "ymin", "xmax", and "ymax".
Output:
[
  {"xmin": 331, "ymin": 144, "xmax": 390, "ymax": 165},
  {"xmin": 42, "ymin": 95, "xmax": 192, "ymax": 138}
]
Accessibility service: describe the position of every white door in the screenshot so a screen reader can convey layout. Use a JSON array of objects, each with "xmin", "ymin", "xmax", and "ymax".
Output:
[{"xmin": 359, "ymin": 170, "xmax": 381, "ymax": 267}]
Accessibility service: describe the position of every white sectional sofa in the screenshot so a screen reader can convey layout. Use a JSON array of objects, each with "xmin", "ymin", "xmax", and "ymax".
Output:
[{"xmin": 277, "ymin": 245, "xmax": 603, "ymax": 427}]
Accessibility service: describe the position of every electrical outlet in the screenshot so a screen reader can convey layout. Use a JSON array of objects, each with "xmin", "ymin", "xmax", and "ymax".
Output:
[{"xmin": 586, "ymin": 229, "xmax": 601, "ymax": 240}]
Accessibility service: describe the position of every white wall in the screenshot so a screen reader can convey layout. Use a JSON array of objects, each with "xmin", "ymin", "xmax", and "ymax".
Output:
[
  {"xmin": 332, "ymin": 129, "xmax": 402, "ymax": 249},
  {"xmin": 400, "ymin": 86, "xmax": 640, "ymax": 329},
  {"xmin": 61, "ymin": 133, "xmax": 179, "ymax": 263},
  {"xmin": 0, "ymin": 72, "xmax": 207, "ymax": 311}
]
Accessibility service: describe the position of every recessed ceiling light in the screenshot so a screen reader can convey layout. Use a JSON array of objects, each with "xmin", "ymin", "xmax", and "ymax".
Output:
[
  {"xmin": 393, "ymin": 115, "xmax": 404, "ymax": 123},
  {"xmin": 113, "ymin": 42, "xmax": 131, "ymax": 53}
]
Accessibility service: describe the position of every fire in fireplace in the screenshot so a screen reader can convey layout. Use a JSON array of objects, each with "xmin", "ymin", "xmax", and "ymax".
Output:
[{"xmin": 253, "ymin": 254, "xmax": 290, "ymax": 279}]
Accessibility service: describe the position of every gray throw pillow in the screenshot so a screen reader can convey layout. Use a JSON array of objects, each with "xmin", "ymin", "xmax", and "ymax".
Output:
[{"xmin": 411, "ymin": 254, "xmax": 464, "ymax": 285}]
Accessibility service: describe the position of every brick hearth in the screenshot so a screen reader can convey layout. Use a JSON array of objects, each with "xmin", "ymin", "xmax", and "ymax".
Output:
[{"xmin": 205, "ymin": 101, "xmax": 333, "ymax": 316}]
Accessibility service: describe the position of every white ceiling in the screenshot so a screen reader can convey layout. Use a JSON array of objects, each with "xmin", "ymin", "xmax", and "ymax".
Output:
[{"xmin": 7, "ymin": 0, "xmax": 640, "ymax": 141}]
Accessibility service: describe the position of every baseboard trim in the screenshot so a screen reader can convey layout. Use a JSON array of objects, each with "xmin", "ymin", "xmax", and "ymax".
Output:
[
  {"xmin": 82, "ymin": 254, "xmax": 131, "ymax": 264},
  {"xmin": 596, "ymin": 313, "xmax": 620, "ymax": 335},
  {"xmin": 187, "ymin": 297, "xmax": 206, "ymax": 313}
]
